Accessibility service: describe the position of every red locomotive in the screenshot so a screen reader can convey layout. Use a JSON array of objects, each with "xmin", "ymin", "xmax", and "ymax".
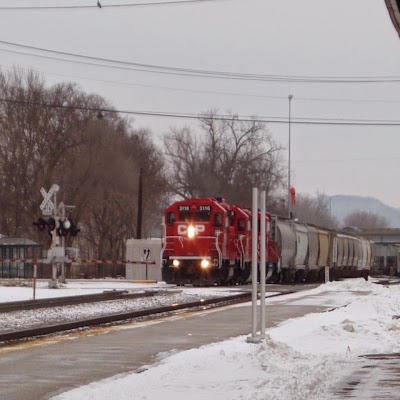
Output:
[{"xmin": 161, "ymin": 197, "xmax": 270, "ymax": 285}]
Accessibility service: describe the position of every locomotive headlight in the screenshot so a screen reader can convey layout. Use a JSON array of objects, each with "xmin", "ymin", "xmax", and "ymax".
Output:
[
  {"xmin": 201, "ymin": 259, "xmax": 210, "ymax": 269},
  {"xmin": 172, "ymin": 259, "xmax": 180, "ymax": 267},
  {"xmin": 187, "ymin": 225, "xmax": 195, "ymax": 239}
]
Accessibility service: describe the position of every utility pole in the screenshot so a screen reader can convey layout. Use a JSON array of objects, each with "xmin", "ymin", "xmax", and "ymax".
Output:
[
  {"xmin": 136, "ymin": 167, "xmax": 143, "ymax": 239},
  {"xmin": 288, "ymin": 94, "xmax": 293, "ymax": 219}
]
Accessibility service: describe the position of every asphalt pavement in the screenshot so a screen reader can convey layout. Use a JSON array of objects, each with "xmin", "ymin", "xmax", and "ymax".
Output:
[{"xmin": 0, "ymin": 282, "xmax": 398, "ymax": 400}]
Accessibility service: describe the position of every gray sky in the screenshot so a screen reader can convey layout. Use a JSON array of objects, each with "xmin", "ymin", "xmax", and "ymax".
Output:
[{"xmin": 0, "ymin": 0, "xmax": 399, "ymax": 207}]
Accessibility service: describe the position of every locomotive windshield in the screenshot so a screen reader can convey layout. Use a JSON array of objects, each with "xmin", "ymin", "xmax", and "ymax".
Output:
[
  {"xmin": 178, "ymin": 211, "xmax": 212, "ymax": 221},
  {"xmin": 177, "ymin": 205, "xmax": 212, "ymax": 222}
]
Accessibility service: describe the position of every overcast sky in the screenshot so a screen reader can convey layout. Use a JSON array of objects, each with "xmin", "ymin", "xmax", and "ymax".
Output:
[{"xmin": 0, "ymin": 0, "xmax": 399, "ymax": 207}]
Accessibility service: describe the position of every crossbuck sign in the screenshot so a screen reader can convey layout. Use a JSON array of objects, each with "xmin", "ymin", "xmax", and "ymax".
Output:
[{"xmin": 40, "ymin": 184, "xmax": 60, "ymax": 216}]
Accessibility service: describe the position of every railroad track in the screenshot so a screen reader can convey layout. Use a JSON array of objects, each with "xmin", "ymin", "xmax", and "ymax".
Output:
[
  {"xmin": 0, "ymin": 290, "xmax": 156, "ymax": 312},
  {"xmin": 0, "ymin": 290, "xmax": 293, "ymax": 344}
]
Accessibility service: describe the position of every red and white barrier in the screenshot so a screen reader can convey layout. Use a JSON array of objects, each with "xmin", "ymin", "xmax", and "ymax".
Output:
[{"xmin": 0, "ymin": 258, "xmax": 156, "ymax": 265}]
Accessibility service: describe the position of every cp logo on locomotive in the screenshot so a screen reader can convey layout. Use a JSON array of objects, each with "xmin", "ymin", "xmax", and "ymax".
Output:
[{"xmin": 177, "ymin": 224, "xmax": 206, "ymax": 235}]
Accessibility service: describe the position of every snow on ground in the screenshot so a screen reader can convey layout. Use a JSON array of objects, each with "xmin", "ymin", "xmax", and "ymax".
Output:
[
  {"xmin": 48, "ymin": 279, "xmax": 400, "ymax": 400},
  {"xmin": 0, "ymin": 279, "xmax": 246, "ymax": 302},
  {"xmin": 0, "ymin": 280, "xmax": 167, "ymax": 302},
  {"xmin": 0, "ymin": 280, "xmax": 248, "ymax": 332}
]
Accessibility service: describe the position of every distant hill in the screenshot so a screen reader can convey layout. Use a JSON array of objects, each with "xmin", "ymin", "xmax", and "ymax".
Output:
[{"xmin": 330, "ymin": 195, "xmax": 400, "ymax": 228}]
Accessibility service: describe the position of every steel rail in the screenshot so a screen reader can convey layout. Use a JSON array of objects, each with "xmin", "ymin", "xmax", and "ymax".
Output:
[{"xmin": 0, "ymin": 290, "xmax": 157, "ymax": 313}]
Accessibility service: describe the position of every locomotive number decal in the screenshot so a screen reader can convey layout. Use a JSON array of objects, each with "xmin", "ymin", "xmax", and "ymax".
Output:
[
  {"xmin": 177, "ymin": 224, "xmax": 206, "ymax": 235},
  {"xmin": 178, "ymin": 205, "xmax": 190, "ymax": 211},
  {"xmin": 199, "ymin": 205, "xmax": 211, "ymax": 211}
]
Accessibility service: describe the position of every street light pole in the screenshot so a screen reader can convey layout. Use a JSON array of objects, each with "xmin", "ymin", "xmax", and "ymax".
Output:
[{"xmin": 288, "ymin": 94, "xmax": 293, "ymax": 219}]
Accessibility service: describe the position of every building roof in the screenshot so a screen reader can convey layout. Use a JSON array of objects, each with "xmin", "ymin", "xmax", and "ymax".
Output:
[
  {"xmin": 0, "ymin": 237, "xmax": 42, "ymax": 247},
  {"xmin": 385, "ymin": 0, "xmax": 400, "ymax": 36},
  {"xmin": 359, "ymin": 228, "xmax": 400, "ymax": 235}
]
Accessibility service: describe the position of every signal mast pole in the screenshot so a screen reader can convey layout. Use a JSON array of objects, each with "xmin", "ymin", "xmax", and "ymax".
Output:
[
  {"xmin": 137, "ymin": 168, "xmax": 143, "ymax": 239},
  {"xmin": 288, "ymin": 94, "xmax": 293, "ymax": 219}
]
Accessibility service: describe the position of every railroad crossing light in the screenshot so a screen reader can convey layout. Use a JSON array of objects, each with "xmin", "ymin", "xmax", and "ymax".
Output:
[
  {"xmin": 57, "ymin": 218, "xmax": 71, "ymax": 237},
  {"xmin": 33, "ymin": 217, "xmax": 47, "ymax": 231},
  {"xmin": 69, "ymin": 219, "xmax": 80, "ymax": 237},
  {"xmin": 47, "ymin": 217, "xmax": 56, "ymax": 232},
  {"xmin": 56, "ymin": 218, "xmax": 80, "ymax": 237}
]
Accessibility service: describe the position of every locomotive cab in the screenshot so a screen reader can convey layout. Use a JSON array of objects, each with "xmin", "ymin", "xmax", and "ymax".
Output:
[
  {"xmin": 228, "ymin": 205, "xmax": 252, "ymax": 283},
  {"xmin": 161, "ymin": 198, "xmax": 230, "ymax": 285}
]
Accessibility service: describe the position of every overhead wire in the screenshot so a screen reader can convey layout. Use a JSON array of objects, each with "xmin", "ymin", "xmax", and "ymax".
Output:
[
  {"xmin": 0, "ymin": 39, "xmax": 400, "ymax": 83},
  {"xmin": 2, "ymin": 63, "xmax": 400, "ymax": 105},
  {"xmin": 294, "ymin": 155, "xmax": 400, "ymax": 164},
  {"xmin": 0, "ymin": 0, "xmax": 230, "ymax": 10},
  {"xmin": 1, "ymin": 96, "xmax": 400, "ymax": 126}
]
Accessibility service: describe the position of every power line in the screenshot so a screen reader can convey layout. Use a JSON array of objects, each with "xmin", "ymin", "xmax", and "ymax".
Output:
[
  {"xmin": 295, "ymin": 95, "xmax": 400, "ymax": 104},
  {"xmin": 0, "ymin": 0, "xmax": 229, "ymax": 10},
  {"xmin": 294, "ymin": 155, "xmax": 400, "ymax": 164},
  {"xmin": 3, "ymin": 63, "xmax": 400, "ymax": 105},
  {"xmin": 1, "ymin": 40, "xmax": 400, "ymax": 84},
  {"xmin": 1, "ymin": 96, "xmax": 400, "ymax": 126}
]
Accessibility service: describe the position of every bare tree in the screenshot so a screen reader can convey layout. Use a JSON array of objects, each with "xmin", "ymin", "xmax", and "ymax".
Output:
[
  {"xmin": 163, "ymin": 111, "xmax": 286, "ymax": 207},
  {"xmin": 163, "ymin": 126, "xmax": 204, "ymax": 198},
  {"xmin": 344, "ymin": 211, "xmax": 389, "ymax": 230},
  {"xmin": 0, "ymin": 68, "xmax": 168, "ymax": 260},
  {"xmin": 292, "ymin": 193, "xmax": 339, "ymax": 229},
  {"xmin": 0, "ymin": 69, "xmax": 88, "ymax": 237}
]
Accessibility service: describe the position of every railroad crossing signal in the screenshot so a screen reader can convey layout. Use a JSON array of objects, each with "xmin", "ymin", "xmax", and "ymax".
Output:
[
  {"xmin": 56, "ymin": 218, "xmax": 80, "ymax": 237},
  {"xmin": 33, "ymin": 217, "xmax": 57, "ymax": 236},
  {"xmin": 35, "ymin": 184, "xmax": 79, "ymax": 288},
  {"xmin": 69, "ymin": 220, "xmax": 81, "ymax": 237},
  {"xmin": 40, "ymin": 184, "xmax": 59, "ymax": 216},
  {"xmin": 47, "ymin": 217, "xmax": 56, "ymax": 232},
  {"xmin": 35, "ymin": 185, "xmax": 80, "ymax": 238},
  {"xmin": 33, "ymin": 217, "xmax": 47, "ymax": 232}
]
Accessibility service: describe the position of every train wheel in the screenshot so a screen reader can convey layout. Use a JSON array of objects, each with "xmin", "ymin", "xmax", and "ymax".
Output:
[
  {"xmin": 162, "ymin": 265, "xmax": 175, "ymax": 284},
  {"xmin": 308, "ymin": 271, "xmax": 314, "ymax": 281},
  {"xmin": 218, "ymin": 263, "xmax": 234, "ymax": 285},
  {"xmin": 280, "ymin": 269, "xmax": 287, "ymax": 284},
  {"xmin": 281, "ymin": 269, "xmax": 294, "ymax": 284},
  {"xmin": 266, "ymin": 265, "xmax": 279, "ymax": 284},
  {"xmin": 317, "ymin": 269, "xmax": 325, "ymax": 282},
  {"xmin": 329, "ymin": 269, "xmax": 335, "ymax": 282},
  {"xmin": 295, "ymin": 270, "xmax": 305, "ymax": 283},
  {"xmin": 239, "ymin": 262, "xmax": 252, "ymax": 284}
]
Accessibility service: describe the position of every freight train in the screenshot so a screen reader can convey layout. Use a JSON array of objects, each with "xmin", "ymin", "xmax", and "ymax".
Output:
[{"xmin": 160, "ymin": 197, "xmax": 372, "ymax": 285}]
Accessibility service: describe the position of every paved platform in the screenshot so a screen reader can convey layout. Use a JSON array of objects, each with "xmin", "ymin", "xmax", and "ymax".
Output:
[{"xmin": 334, "ymin": 353, "xmax": 400, "ymax": 399}]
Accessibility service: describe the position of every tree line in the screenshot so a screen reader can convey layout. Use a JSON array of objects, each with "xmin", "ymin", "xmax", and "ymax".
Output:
[{"xmin": 0, "ymin": 69, "xmax": 388, "ymax": 261}]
